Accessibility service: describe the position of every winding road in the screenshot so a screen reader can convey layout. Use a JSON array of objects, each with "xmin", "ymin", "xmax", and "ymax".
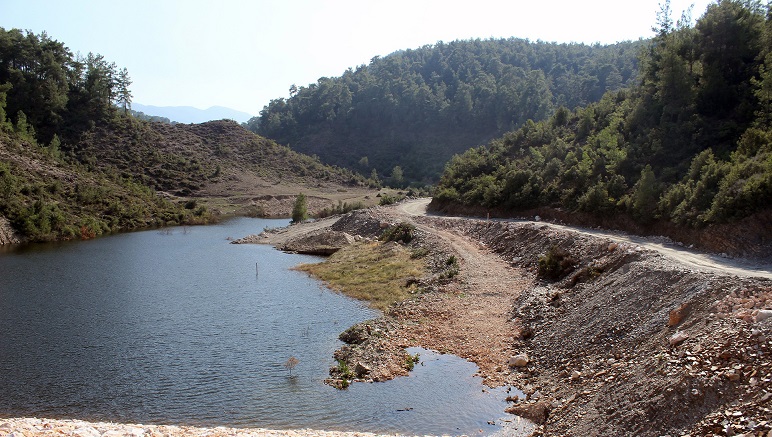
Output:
[{"xmin": 400, "ymin": 198, "xmax": 772, "ymax": 280}]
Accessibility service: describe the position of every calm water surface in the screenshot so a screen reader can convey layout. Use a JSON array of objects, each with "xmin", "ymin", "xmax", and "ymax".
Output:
[{"xmin": 0, "ymin": 218, "xmax": 517, "ymax": 435}]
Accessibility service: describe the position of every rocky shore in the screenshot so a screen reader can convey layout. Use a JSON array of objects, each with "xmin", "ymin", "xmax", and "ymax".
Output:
[{"xmin": 0, "ymin": 418, "xmax": 388, "ymax": 437}]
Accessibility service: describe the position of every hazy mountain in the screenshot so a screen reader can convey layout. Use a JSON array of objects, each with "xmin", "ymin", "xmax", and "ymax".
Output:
[{"xmin": 132, "ymin": 103, "xmax": 253, "ymax": 124}]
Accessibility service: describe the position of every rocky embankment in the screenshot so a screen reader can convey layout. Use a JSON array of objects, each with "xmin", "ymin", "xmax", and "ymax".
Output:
[
  {"xmin": 245, "ymin": 201, "xmax": 772, "ymax": 436},
  {"xmin": 441, "ymin": 218, "xmax": 772, "ymax": 436}
]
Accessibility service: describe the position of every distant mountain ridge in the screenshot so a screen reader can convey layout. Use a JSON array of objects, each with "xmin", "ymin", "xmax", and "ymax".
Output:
[{"xmin": 132, "ymin": 103, "xmax": 253, "ymax": 124}]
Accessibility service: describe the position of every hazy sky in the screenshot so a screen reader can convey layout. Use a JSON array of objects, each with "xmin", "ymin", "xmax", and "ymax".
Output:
[{"xmin": 1, "ymin": 0, "xmax": 714, "ymax": 117}]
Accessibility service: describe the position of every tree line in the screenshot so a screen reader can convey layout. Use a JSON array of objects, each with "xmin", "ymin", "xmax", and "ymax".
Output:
[
  {"xmin": 435, "ymin": 0, "xmax": 771, "ymax": 228},
  {"xmin": 248, "ymin": 37, "xmax": 645, "ymax": 183},
  {"xmin": 0, "ymin": 27, "xmax": 132, "ymax": 146}
]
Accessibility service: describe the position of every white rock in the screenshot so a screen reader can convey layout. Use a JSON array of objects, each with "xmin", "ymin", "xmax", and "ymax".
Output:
[
  {"xmin": 534, "ymin": 216, "xmax": 541, "ymax": 222},
  {"xmin": 570, "ymin": 370, "xmax": 582, "ymax": 380},
  {"xmin": 127, "ymin": 427, "xmax": 146, "ymax": 437},
  {"xmin": 755, "ymin": 310, "xmax": 772, "ymax": 322},
  {"xmin": 508, "ymin": 354, "xmax": 529, "ymax": 367},
  {"xmin": 669, "ymin": 331, "xmax": 689, "ymax": 346},
  {"xmin": 72, "ymin": 427, "xmax": 100, "ymax": 437}
]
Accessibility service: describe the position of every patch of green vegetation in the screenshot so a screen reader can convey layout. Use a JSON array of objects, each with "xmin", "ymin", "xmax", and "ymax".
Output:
[
  {"xmin": 333, "ymin": 359, "xmax": 353, "ymax": 389},
  {"xmin": 410, "ymin": 247, "xmax": 430, "ymax": 259},
  {"xmin": 380, "ymin": 222, "xmax": 415, "ymax": 244},
  {"xmin": 403, "ymin": 352, "xmax": 420, "ymax": 371},
  {"xmin": 295, "ymin": 241, "xmax": 425, "ymax": 310},
  {"xmin": 316, "ymin": 199, "xmax": 365, "ymax": 218},
  {"xmin": 0, "ymin": 130, "xmax": 212, "ymax": 242},
  {"xmin": 440, "ymin": 254, "xmax": 460, "ymax": 279},
  {"xmin": 378, "ymin": 193, "xmax": 404, "ymax": 206},
  {"xmin": 291, "ymin": 193, "xmax": 308, "ymax": 223},
  {"xmin": 537, "ymin": 246, "xmax": 577, "ymax": 281}
]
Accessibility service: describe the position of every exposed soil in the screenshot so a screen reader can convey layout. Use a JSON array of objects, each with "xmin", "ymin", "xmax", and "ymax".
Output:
[{"xmin": 246, "ymin": 199, "xmax": 772, "ymax": 436}]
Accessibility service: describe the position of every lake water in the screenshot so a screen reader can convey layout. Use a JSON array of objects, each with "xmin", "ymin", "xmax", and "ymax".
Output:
[{"xmin": 0, "ymin": 218, "xmax": 521, "ymax": 435}]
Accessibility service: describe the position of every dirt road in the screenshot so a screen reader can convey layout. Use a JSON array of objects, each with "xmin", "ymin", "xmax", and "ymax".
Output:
[
  {"xmin": 397, "ymin": 220, "xmax": 531, "ymax": 386},
  {"xmin": 401, "ymin": 198, "xmax": 772, "ymax": 280}
]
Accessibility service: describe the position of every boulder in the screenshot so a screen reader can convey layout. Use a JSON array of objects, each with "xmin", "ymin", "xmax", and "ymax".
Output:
[
  {"xmin": 755, "ymin": 309, "xmax": 772, "ymax": 323},
  {"xmin": 506, "ymin": 400, "xmax": 551, "ymax": 424},
  {"xmin": 339, "ymin": 323, "xmax": 370, "ymax": 344},
  {"xmin": 354, "ymin": 362, "xmax": 372, "ymax": 377},
  {"xmin": 72, "ymin": 428, "xmax": 100, "ymax": 437},
  {"xmin": 508, "ymin": 354, "xmax": 529, "ymax": 368},
  {"xmin": 668, "ymin": 303, "xmax": 689, "ymax": 327},
  {"xmin": 669, "ymin": 331, "xmax": 689, "ymax": 346},
  {"xmin": 280, "ymin": 230, "xmax": 354, "ymax": 255}
]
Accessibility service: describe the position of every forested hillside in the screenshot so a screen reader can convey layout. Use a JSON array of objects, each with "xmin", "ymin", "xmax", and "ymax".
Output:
[
  {"xmin": 0, "ymin": 28, "xmax": 364, "ymax": 243},
  {"xmin": 249, "ymin": 38, "xmax": 644, "ymax": 183},
  {"xmin": 434, "ymin": 1, "xmax": 772, "ymax": 253}
]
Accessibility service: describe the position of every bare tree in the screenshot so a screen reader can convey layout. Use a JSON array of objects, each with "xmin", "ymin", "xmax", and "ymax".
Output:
[{"xmin": 284, "ymin": 356, "xmax": 299, "ymax": 376}]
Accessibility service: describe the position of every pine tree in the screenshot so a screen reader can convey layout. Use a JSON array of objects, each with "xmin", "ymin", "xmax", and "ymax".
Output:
[{"xmin": 116, "ymin": 68, "xmax": 133, "ymax": 114}]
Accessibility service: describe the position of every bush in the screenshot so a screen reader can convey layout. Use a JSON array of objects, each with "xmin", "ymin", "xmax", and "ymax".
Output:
[
  {"xmin": 379, "ymin": 193, "xmax": 404, "ymax": 206},
  {"xmin": 441, "ymin": 255, "xmax": 460, "ymax": 279},
  {"xmin": 380, "ymin": 222, "xmax": 415, "ymax": 243},
  {"xmin": 410, "ymin": 247, "xmax": 430, "ymax": 259},
  {"xmin": 537, "ymin": 246, "xmax": 577, "ymax": 280},
  {"xmin": 403, "ymin": 352, "xmax": 420, "ymax": 371},
  {"xmin": 316, "ymin": 200, "xmax": 365, "ymax": 218}
]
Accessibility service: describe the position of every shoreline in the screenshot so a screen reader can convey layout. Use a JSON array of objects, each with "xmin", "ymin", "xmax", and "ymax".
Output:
[
  {"xmin": 0, "ymin": 416, "xmax": 536, "ymax": 437},
  {"xmin": 0, "ymin": 418, "xmax": 391, "ymax": 437}
]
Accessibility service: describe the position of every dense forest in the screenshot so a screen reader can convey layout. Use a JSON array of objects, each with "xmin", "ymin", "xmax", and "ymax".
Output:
[
  {"xmin": 0, "ymin": 27, "xmax": 363, "ymax": 242},
  {"xmin": 249, "ymin": 38, "xmax": 645, "ymax": 183},
  {"xmin": 434, "ymin": 0, "xmax": 771, "ymax": 232}
]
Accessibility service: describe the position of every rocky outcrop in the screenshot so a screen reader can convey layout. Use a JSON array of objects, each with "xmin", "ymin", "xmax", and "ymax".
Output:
[
  {"xmin": 279, "ymin": 230, "xmax": 355, "ymax": 255},
  {"xmin": 0, "ymin": 215, "xmax": 21, "ymax": 245}
]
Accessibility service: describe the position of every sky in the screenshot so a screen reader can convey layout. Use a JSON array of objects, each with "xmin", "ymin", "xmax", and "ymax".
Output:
[{"xmin": 0, "ymin": 0, "xmax": 715, "ymax": 117}]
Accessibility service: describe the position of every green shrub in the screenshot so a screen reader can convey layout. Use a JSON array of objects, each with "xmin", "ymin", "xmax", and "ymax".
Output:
[
  {"xmin": 291, "ymin": 193, "xmax": 308, "ymax": 223},
  {"xmin": 380, "ymin": 222, "xmax": 415, "ymax": 243},
  {"xmin": 410, "ymin": 247, "xmax": 430, "ymax": 259},
  {"xmin": 441, "ymin": 255, "xmax": 460, "ymax": 279},
  {"xmin": 379, "ymin": 193, "xmax": 404, "ymax": 206},
  {"xmin": 537, "ymin": 246, "xmax": 577, "ymax": 280},
  {"xmin": 404, "ymin": 352, "xmax": 420, "ymax": 371}
]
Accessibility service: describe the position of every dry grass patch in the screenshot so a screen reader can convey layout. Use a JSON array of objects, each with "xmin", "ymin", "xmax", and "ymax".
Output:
[{"xmin": 295, "ymin": 241, "xmax": 425, "ymax": 310}]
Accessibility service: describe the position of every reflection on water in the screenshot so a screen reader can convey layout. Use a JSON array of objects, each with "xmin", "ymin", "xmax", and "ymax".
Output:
[{"xmin": 0, "ymin": 218, "xmax": 524, "ymax": 435}]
